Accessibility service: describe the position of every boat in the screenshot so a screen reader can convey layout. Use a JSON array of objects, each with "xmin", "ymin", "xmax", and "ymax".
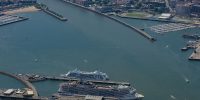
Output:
[
  {"xmin": 182, "ymin": 34, "xmax": 200, "ymax": 40},
  {"xmin": 60, "ymin": 69, "xmax": 109, "ymax": 81},
  {"xmin": 58, "ymin": 81, "xmax": 144, "ymax": 100},
  {"xmin": 181, "ymin": 47, "xmax": 188, "ymax": 51}
]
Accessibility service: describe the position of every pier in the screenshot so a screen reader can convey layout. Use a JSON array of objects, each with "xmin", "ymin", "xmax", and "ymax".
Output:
[
  {"xmin": 0, "ymin": 14, "xmax": 28, "ymax": 26},
  {"xmin": 16, "ymin": 74, "xmax": 131, "ymax": 86},
  {"xmin": 0, "ymin": 71, "xmax": 38, "ymax": 98},
  {"xmin": 60, "ymin": 0, "xmax": 155, "ymax": 42},
  {"xmin": 36, "ymin": 4, "xmax": 67, "ymax": 21}
]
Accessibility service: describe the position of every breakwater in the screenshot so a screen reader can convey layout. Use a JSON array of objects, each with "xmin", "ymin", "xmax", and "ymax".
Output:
[
  {"xmin": 60, "ymin": 0, "xmax": 155, "ymax": 42},
  {"xmin": 43, "ymin": 8, "xmax": 67, "ymax": 21},
  {"xmin": 0, "ymin": 71, "xmax": 38, "ymax": 98},
  {"xmin": 35, "ymin": 4, "xmax": 67, "ymax": 21}
]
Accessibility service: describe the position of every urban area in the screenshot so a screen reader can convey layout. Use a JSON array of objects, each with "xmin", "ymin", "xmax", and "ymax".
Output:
[{"xmin": 0, "ymin": 0, "xmax": 200, "ymax": 100}]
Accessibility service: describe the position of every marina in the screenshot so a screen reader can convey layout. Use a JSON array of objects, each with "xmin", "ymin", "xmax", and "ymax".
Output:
[
  {"xmin": 0, "ymin": 14, "xmax": 28, "ymax": 26},
  {"xmin": 150, "ymin": 23, "xmax": 196, "ymax": 34}
]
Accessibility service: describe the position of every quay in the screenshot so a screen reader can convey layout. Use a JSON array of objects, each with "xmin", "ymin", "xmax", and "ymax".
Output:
[
  {"xmin": 35, "ymin": 4, "xmax": 67, "ymax": 21},
  {"xmin": 189, "ymin": 43, "xmax": 200, "ymax": 61},
  {"xmin": 0, "ymin": 71, "xmax": 39, "ymax": 98},
  {"xmin": 60, "ymin": 0, "xmax": 155, "ymax": 42},
  {"xmin": 0, "ymin": 14, "xmax": 28, "ymax": 26},
  {"xmin": 16, "ymin": 74, "xmax": 131, "ymax": 86}
]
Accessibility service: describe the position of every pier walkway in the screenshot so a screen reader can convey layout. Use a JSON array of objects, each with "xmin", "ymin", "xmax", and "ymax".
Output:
[
  {"xmin": 0, "ymin": 71, "xmax": 38, "ymax": 98},
  {"xmin": 60, "ymin": 0, "xmax": 155, "ymax": 42}
]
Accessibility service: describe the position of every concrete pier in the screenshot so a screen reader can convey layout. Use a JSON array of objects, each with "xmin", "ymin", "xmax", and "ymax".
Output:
[
  {"xmin": 60, "ymin": 0, "xmax": 156, "ymax": 42},
  {"xmin": 0, "ymin": 71, "xmax": 38, "ymax": 98}
]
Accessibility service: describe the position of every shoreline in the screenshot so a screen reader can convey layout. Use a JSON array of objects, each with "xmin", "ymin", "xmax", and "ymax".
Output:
[
  {"xmin": 60, "ymin": 0, "xmax": 155, "ymax": 42},
  {"xmin": 2, "ymin": 6, "xmax": 40, "ymax": 15}
]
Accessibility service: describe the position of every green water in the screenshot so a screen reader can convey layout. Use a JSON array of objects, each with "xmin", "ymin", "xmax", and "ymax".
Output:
[{"xmin": 0, "ymin": 0, "xmax": 200, "ymax": 99}]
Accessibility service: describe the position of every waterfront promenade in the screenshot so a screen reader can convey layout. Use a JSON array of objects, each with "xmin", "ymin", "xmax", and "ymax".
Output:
[
  {"xmin": 0, "ymin": 71, "xmax": 38, "ymax": 98},
  {"xmin": 60, "ymin": 0, "xmax": 155, "ymax": 42}
]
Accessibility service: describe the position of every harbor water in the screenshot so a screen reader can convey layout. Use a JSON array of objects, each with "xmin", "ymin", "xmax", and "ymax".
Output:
[{"xmin": 0, "ymin": 0, "xmax": 200, "ymax": 99}]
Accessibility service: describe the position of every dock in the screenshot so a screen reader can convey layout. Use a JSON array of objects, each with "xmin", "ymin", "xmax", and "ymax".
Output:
[
  {"xmin": 189, "ymin": 43, "xmax": 200, "ymax": 60},
  {"xmin": 0, "ymin": 71, "xmax": 38, "ymax": 98},
  {"xmin": 0, "ymin": 14, "xmax": 28, "ymax": 26},
  {"xmin": 16, "ymin": 74, "xmax": 131, "ymax": 86},
  {"xmin": 60, "ymin": 0, "xmax": 155, "ymax": 42}
]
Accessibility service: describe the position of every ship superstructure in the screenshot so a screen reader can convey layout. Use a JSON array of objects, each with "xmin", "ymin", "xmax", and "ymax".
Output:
[
  {"xmin": 61, "ymin": 69, "xmax": 109, "ymax": 81},
  {"xmin": 58, "ymin": 81, "xmax": 144, "ymax": 100}
]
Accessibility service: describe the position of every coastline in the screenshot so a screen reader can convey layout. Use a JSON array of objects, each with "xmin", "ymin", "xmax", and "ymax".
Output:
[
  {"xmin": 60, "ymin": 0, "xmax": 155, "ymax": 42},
  {"xmin": 2, "ymin": 6, "xmax": 40, "ymax": 15}
]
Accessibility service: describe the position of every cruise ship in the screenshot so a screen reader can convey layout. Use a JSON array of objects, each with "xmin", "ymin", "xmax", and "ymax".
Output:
[
  {"xmin": 61, "ymin": 69, "xmax": 109, "ymax": 81},
  {"xmin": 58, "ymin": 81, "xmax": 144, "ymax": 100}
]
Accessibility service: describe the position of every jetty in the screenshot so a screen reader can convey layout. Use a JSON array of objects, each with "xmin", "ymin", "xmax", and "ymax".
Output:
[
  {"xmin": 0, "ymin": 71, "xmax": 38, "ymax": 98},
  {"xmin": 60, "ymin": 0, "xmax": 155, "ymax": 42},
  {"xmin": 189, "ymin": 43, "xmax": 200, "ymax": 60},
  {"xmin": 35, "ymin": 4, "xmax": 67, "ymax": 21},
  {"xmin": 0, "ymin": 14, "xmax": 28, "ymax": 26}
]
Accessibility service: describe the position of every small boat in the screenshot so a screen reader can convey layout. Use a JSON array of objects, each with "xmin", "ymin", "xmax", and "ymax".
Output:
[
  {"xmin": 184, "ymin": 78, "xmax": 190, "ymax": 84},
  {"xmin": 170, "ymin": 95, "xmax": 176, "ymax": 99},
  {"xmin": 182, "ymin": 34, "xmax": 200, "ymax": 40},
  {"xmin": 181, "ymin": 47, "xmax": 188, "ymax": 51}
]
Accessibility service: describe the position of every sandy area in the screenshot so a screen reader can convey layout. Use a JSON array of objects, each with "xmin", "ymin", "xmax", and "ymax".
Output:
[{"xmin": 2, "ymin": 6, "xmax": 40, "ymax": 14}]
